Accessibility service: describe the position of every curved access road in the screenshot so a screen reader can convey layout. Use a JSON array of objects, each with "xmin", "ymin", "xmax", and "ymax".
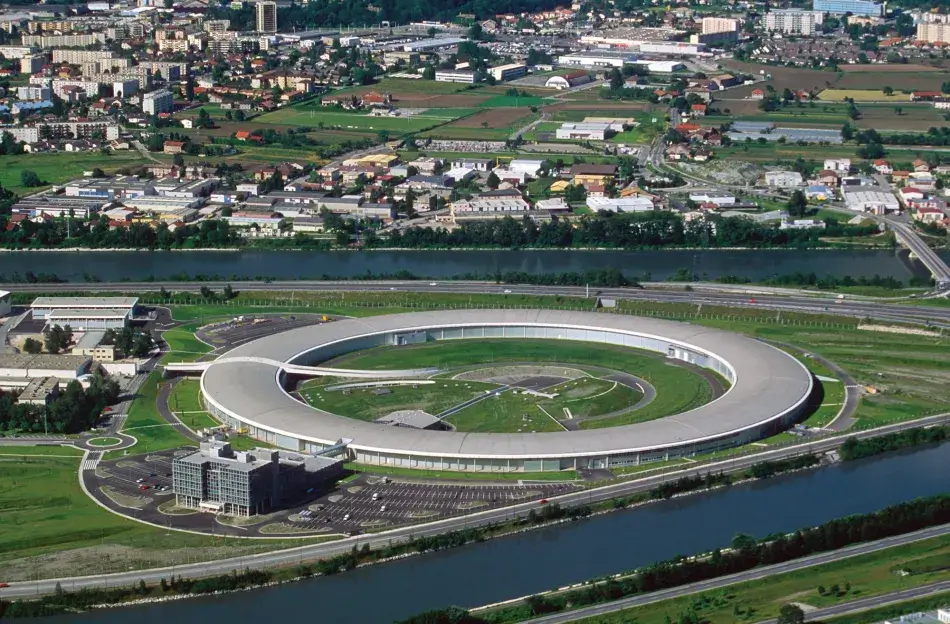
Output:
[
  {"xmin": 522, "ymin": 523, "xmax": 950, "ymax": 624},
  {"xmin": 1, "ymin": 412, "xmax": 948, "ymax": 600}
]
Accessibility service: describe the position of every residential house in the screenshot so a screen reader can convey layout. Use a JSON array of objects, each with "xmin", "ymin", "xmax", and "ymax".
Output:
[
  {"xmin": 163, "ymin": 140, "xmax": 185, "ymax": 154},
  {"xmin": 872, "ymin": 159, "xmax": 893, "ymax": 175}
]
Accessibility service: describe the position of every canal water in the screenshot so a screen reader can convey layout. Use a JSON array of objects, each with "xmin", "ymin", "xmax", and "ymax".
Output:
[
  {"xmin": 49, "ymin": 442, "xmax": 950, "ymax": 624},
  {"xmin": 2, "ymin": 248, "xmax": 935, "ymax": 282}
]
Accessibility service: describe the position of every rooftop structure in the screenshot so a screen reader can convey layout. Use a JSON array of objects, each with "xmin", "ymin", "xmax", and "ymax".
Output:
[
  {"xmin": 586, "ymin": 196, "xmax": 655, "ymax": 212},
  {"xmin": 18, "ymin": 377, "xmax": 60, "ymax": 405}
]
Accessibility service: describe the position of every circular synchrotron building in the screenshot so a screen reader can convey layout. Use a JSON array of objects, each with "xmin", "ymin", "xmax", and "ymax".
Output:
[{"xmin": 198, "ymin": 310, "xmax": 814, "ymax": 473}]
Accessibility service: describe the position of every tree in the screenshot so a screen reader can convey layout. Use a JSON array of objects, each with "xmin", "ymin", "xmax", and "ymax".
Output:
[
  {"xmin": 20, "ymin": 169, "xmax": 42, "ymax": 187},
  {"xmin": 894, "ymin": 106, "xmax": 903, "ymax": 116},
  {"xmin": 608, "ymin": 68, "xmax": 624, "ymax": 91},
  {"xmin": 882, "ymin": 86, "xmax": 893, "ymax": 96},
  {"xmin": 468, "ymin": 22, "xmax": 483, "ymax": 41},
  {"xmin": 778, "ymin": 604, "xmax": 805, "ymax": 624},
  {"xmin": 486, "ymin": 171, "xmax": 500, "ymax": 189},
  {"xmin": 786, "ymin": 190, "xmax": 808, "ymax": 218},
  {"xmin": 23, "ymin": 338, "xmax": 42, "ymax": 354},
  {"xmin": 422, "ymin": 65, "xmax": 436, "ymax": 80}
]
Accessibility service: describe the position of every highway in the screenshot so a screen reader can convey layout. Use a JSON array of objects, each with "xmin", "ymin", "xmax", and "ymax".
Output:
[
  {"xmin": 521, "ymin": 525, "xmax": 950, "ymax": 623},
  {"xmin": 1, "ymin": 412, "xmax": 947, "ymax": 600},
  {"xmin": 4, "ymin": 281, "xmax": 950, "ymax": 329}
]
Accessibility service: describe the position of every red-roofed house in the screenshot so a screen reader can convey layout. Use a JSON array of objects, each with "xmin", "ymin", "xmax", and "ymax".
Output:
[
  {"xmin": 872, "ymin": 159, "xmax": 892, "ymax": 175},
  {"xmin": 163, "ymin": 140, "xmax": 185, "ymax": 154},
  {"xmin": 750, "ymin": 88, "xmax": 765, "ymax": 100},
  {"xmin": 690, "ymin": 103, "xmax": 707, "ymax": 117},
  {"xmin": 912, "ymin": 159, "xmax": 931, "ymax": 172}
]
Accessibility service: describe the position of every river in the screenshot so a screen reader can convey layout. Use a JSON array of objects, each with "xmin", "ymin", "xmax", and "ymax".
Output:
[
  {"xmin": 1, "ymin": 248, "xmax": 938, "ymax": 282},
  {"xmin": 47, "ymin": 443, "xmax": 950, "ymax": 624}
]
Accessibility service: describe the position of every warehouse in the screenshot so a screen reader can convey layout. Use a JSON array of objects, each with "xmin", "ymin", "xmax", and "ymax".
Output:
[
  {"xmin": 488, "ymin": 63, "xmax": 527, "ymax": 82},
  {"xmin": 31, "ymin": 296, "xmax": 138, "ymax": 330},
  {"xmin": 556, "ymin": 121, "xmax": 614, "ymax": 140},
  {"xmin": 586, "ymin": 196, "xmax": 655, "ymax": 212},
  {"xmin": 0, "ymin": 354, "xmax": 92, "ymax": 380},
  {"xmin": 558, "ymin": 50, "xmax": 637, "ymax": 69}
]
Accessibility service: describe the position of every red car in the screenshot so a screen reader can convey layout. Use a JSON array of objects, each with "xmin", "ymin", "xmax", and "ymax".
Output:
[
  {"xmin": 0, "ymin": 583, "xmax": 9, "ymax": 588},
  {"xmin": 139, "ymin": 485, "xmax": 149, "ymax": 491},
  {"xmin": 539, "ymin": 499, "xmax": 548, "ymax": 505}
]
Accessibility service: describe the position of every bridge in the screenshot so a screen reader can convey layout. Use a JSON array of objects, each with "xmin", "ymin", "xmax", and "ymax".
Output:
[
  {"xmin": 163, "ymin": 356, "xmax": 438, "ymax": 379},
  {"xmin": 888, "ymin": 220, "xmax": 950, "ymax": 289}
]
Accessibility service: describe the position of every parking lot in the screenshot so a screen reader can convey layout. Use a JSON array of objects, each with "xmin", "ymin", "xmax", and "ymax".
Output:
[
  {"xmin": 196, "ymin": 314, "xmax": 330, "ymax": 352},
  {"xmin": 86, "ymin": 449, "xmax": 579, "ymax": 537}
]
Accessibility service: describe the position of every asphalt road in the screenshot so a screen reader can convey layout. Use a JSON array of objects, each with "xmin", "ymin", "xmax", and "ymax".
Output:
[
  {"xmin": 521, "ymin": 524, "xmax": 950, "ymax": 624},
  {"xmin": 5, "ymin": 281, "xmax": 950, "ymax": 329},
  {"xmin": 2, "ymin": 412, "xmax": 948, "ymax": 599}
]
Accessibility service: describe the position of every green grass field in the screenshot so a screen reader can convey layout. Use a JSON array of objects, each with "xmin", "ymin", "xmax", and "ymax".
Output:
[
  {"xmin": 325, "ymin": 339, "xmax": 707, "ymax": 431},
  {"xmin": 538, "ymin": 377, "xmax": 643, "ymax": 420},
  {"xmin": 0, "ymin": 455, "xmax": 329, "ymax": 581},
  {"xmin": 568, "ymin": 533, "xmax": 950, "ymax": 624},
  {"xmin": 0, "ymin": 152, "xmax": 148, "ymax": 195},
  {"xmin": 255, "ymin": 107, "xmax": 465, "ymax": 133},
  {"xmin": 0, "ymin": 446, "xmax": 84, "ymax": 457},
  {"xmin": 161, "ymin": 323, "xmax": 213, "ymax": 362},
  {"xmin": 444, "ymin": 391, "xmax": 566, "ymax": 433},
  {"xmin": 109, "ymin": 372, "xmax": 194, "ymax": 458},
  {"xmin": 300, "ymin": 380, "xmax": 499, "ymax": 421}
]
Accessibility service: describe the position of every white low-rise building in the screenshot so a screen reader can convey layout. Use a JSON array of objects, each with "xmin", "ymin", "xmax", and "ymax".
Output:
[
  {"xmin": 689, "ymin": 191, "xmax": 736, "ymax": 206},
  {"xmin": 764, "ymin": 171, "xmax": 803, "ymax": 188},
  {"xmin": 586, "ymin": 196, "xmax": 654, "ymax": 212}
]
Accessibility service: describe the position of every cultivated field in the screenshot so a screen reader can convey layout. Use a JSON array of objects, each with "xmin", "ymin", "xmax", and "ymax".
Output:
[
  {"xmin": 721, "ymin": 61, "xmax": 841, "ymax": 98},
  {"xmin": 835, "ymin": 72, "xmax": 948, "ymax": 92},
  {"xmin": 255, "ymin": 107, "xmax": 465, "ymax": 133}
]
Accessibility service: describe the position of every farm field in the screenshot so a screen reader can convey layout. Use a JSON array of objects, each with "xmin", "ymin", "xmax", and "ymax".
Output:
[
  {"xmin": 836, "ymin": 71, "xmax": 949, "ymax": 92},
  {"xmin": 820, "ymin": 89, "xmax": 918, "ymax": 102},
  {"xmin": 254, "ymin": 107, "xmax": 466, "ymax": 133},
  {"xmin": 423, "ymin": 107, "xmax": 538, "ymax": 140},
  {"xmin": 721, "ymin": 61, "xmax": 841, "ymax": 98},
  {"xmin": 298, "ymin": 379, "xmax": 499, "ymax": 421}
]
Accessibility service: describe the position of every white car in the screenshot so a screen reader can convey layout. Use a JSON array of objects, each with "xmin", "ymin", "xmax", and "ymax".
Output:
[
  {"xmin": 429, "ymin": 282, "xmax": 438, "ymax": 286},
  {"xmin": 503, "ymin": 289, "xmax": 512, "ymax": 294}
]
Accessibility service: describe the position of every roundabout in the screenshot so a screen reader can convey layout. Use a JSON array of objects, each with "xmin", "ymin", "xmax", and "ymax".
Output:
[
  {"xmin": 86, "ymin": 437, "xmax": 123, "ymax": 448},
  {"xmin": 194, "ymin": 310, "xmax": 814, "ymax": 473}
]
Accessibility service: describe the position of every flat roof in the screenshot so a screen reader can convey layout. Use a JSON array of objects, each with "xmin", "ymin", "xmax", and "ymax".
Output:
[
  {"xmin": 200, "ymin": 310, "xmax": 812, "ymax": 461},
  {"xmin": 0, "ymin": 353, "xmax": 90, "ymax": 371},
  {"xmin": 47, "ymin": 309, "xmax": 131, "ymax": 319},
  {"xmin": 32, "ymin": 296, "xmax": 138, "ymax": 309}
]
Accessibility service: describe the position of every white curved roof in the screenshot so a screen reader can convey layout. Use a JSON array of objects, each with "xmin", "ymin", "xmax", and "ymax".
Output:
[{"xmin": 200, "ymin": 310, "xmax": 812, "ymax": 459}]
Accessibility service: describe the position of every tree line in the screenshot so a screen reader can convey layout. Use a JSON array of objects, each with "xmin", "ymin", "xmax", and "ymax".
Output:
[
  {"xmin": 400, "ymin": 493, "xmax": 950, "ymax": 624},
  {"xmin": 840, "ymin": 427, "xmax": 948, "ymax": 461},
  {"xmin": 0, "ymin": 217, "xmax": 242, "ymax": 250},
  {"xmin": 376, "ymin": 213, "xmax": 872, "ymax": 251}
]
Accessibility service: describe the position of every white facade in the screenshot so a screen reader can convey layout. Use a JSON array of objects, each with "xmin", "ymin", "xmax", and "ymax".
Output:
[
  {"xmin": 690, "ymin": 191, "xmax": 736, "ymax": 206},
  {"xmin": 256, "ymin": 1, "xmax": 277, "ymax": 33},
  {"xmin": 508, "ymin": 159, "xmax": 545, "ymax": 176},
  {"xmin": 488, "ymin": 63, "xmax": 527, "ymax": 82},
  {"xmin": 435, "ymin": 70, "xmax": 477, "ymax": 83},
  {"xmin": 764, "ymin": 171, "xmax": 804, "ymax": 188},
  {"xmin": 556, "ymin": 122, "xmax": 612, "ymax": 140},
  {"xmin": 763, "ymin": 10, "xmax": 824, "ymax": 35},
  {"xmin": 587, "ymin": 196, "xmax": 654, "ymax": 212},
  {"xmin": 824, "ymin": 158, "xmax": 851, "ymax": 173}
]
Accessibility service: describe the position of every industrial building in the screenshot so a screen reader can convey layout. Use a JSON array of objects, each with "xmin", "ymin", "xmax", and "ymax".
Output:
[
  {"xmin": 841, "ymin": 186, "xmax": 901, "ymax": 214},
  {"xmin": 556, "ymin": 121, "xmax": 614, "ymax": 140},
  {"xmin": 586, "ymin": 196, "xmax": 655, "ymax": 212},
  {"xmin": 173, "ymin": 440, "xmax": 344, "ymax": 516},
  {"xmin": 545, "ymin": 71, "xmax": 593, "ymax": 89},
  {"xmin": 30, "ymin": 297, "xmax": 138, "ymax": 330},
  {"xmin": 0, "ymin": 354, "xmax": 92, "ymax": 380},
  {"xmin": 558, "ymin": 50, "xmax": 637, "ymax": 69}
]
